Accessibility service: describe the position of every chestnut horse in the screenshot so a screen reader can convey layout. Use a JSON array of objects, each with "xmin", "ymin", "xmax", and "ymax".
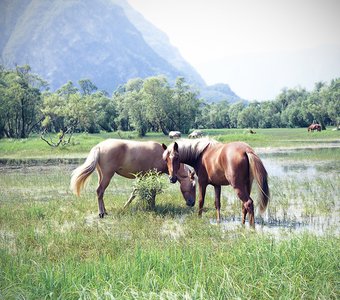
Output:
[
  {"xmin": 162, "ymin": 139, "xmax": 269, "ymax": 228},
  {"xmin": 70, "ymin": 139, "xmax": 196, "ymax": 217},
  {"xmin": 308, "ymin": 123, "xmax": 321, "ymax": 132}
]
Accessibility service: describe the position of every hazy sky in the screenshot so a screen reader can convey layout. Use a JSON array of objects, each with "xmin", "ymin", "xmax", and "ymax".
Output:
[{"xmin": 127, "ymin": 0, "xmax": 340, "ymax": 100}]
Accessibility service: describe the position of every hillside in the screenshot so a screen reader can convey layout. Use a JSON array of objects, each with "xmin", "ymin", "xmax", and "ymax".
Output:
[{"xmin": 0, "ymin": 0, "xmax": 240, "ymax": 102}]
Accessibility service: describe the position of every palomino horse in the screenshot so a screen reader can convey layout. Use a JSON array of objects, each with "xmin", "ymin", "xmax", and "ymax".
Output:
[
  {"xmin": 308, "ymin": 123, "xmax": 321, "ymax": 132},
  {"xmin": 70, "ymin": 139, "xmax": 196, "ymax": 217},
  {"xmin": 162, "ymin": 139, "xmax": 269, "ymax": 228}
]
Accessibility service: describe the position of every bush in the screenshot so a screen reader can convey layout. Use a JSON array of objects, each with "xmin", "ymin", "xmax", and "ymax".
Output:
[{"xmin": 133, "ymin": 170, "xmax": 165, "ymax": 210}]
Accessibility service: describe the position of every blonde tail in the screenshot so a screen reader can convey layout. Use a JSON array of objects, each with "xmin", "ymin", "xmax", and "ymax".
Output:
[
  {"xmin": 70, "ymin": 147, "xmax": 100, "ymax": 196},
  {"xmin": 247, "ymin": 152, "xmax": 270, "ymax": 213}
]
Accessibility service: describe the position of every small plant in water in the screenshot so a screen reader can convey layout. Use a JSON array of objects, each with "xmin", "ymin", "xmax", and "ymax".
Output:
[{"xmin": 133, "ymin": 170, "xmax": 165, "ymax": 210}]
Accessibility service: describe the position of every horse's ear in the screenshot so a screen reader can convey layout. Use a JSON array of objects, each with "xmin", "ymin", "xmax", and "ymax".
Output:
[
  {"xmin": 162, "ymin": 143, "xmax": 167, "ymax": 150},
  {"xmin": 174, "ymin": 142, "xmax": 179, "ymax": 152}
]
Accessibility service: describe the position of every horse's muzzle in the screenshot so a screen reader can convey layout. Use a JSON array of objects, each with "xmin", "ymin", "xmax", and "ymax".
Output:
[
  {"xmin": 169, "ymin": 176, "xmax": 177, "ymax": 184},
  {"xmin": 186, "ymin": 198, "xmax": 195, "ymax": 207}
]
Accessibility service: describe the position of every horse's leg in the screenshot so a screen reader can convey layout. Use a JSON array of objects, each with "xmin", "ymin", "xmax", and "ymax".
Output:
[
  {"xmin": 96, "ymin": 171, "xmax": 114, "ymax": 218},
  {"xmin": 242, "ymin": 205, "xmax": 248, "ymax": 225},
  {"xmin": 234, "ymin": 187, "xmax": 255, "ymax": 228},
  {"xmin": 214, "ymin": 185, "xmax": 221, "ymax": 223},
  {"xmin": 198, "ymin": 183, "xmax": 207, "ymax": 217}
]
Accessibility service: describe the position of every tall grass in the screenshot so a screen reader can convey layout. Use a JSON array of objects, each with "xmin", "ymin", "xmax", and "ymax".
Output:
[
  {"xmin": 1, "ymin": 129, "xmax": 339, "ymax": 298},
  {"xmin": 0, "ymin": 163, "xmax": 339, "ymax": 299}
]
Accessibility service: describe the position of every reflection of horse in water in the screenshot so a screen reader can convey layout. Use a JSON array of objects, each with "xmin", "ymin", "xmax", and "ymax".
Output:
[
  {"xmin": 70, "ymin": 139, "xmax": 196, "ymax": 217},
  {"xmin": 163, "ymin": 139, "xmax": 269, "ymax": 228},
  {"xmin": 308, "ymin": 123, "xmax": 321, "ymax": 132}
]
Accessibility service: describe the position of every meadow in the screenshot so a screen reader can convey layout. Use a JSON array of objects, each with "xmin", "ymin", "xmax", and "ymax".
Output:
[{"xmin": 0, "ymin": 128, "xmax": 339, "ymax": 299}]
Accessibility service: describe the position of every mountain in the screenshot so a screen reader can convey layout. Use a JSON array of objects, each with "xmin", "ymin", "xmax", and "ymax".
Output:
[
  {"xmin": 200, "ymin": 83, "xmax": 242, "ymax": 103},
  {"xmin": 0, "ymin": 0, "xmax": 240, "ymax": 102},
  {"xmin": 116, "ymin": 0, "xmax": 206, "ymax": 87}
]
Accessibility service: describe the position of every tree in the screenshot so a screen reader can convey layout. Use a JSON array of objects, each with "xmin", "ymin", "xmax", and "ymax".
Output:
[
  {"xmin": 0, "ymin": 65, "xmax": 47, "ymax": 138},
  {"xmin": 258, "ymin": 101, "xmax": 282, "ymax": 128},
  {"xmin": 238, "ymin": 103, "xmax": 260, "ymax": 128},
  {"xmin": 172, "ymin": 77, "xmax": 200, "ymax": 133},
  {"xmin": 229, "ymin": 101, "xmax": 245, "ymax": 128},
  {"xmin": 142, "ymin": 76, "xmax": 173, "ymax": 135},
  {"xmin": 78, "ymin": 78, "xmax": 98, "ymax": 95},
  {"xmin": 322, "ymin": 78, "xmax": 340, "ymax": 128}
]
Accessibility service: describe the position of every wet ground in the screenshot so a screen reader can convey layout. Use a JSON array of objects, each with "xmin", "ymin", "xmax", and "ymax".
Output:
[
  {"xmin": 214, "ymin": 145, "xmax": 340, "ymax": 236},
  {"xmin": 1, "ymin": 145, "xmax": 339, "ymax": 236}
]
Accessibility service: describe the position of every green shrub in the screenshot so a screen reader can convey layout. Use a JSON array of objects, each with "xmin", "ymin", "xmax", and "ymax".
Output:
[{"xmin": 133, "ymin": 170, "xmax": 165, "ymax": 210}]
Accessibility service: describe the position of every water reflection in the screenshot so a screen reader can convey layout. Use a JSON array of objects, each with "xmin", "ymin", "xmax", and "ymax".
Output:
[
  {"xmin": 259, "ymin": 146, "xmax": 340, "ymax": 178},
  {"xmin": 212, "ymin": 214, "xmax": 339, "ymax": 238}
]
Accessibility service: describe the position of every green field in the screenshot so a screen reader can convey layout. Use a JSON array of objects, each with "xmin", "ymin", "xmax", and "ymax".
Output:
[
  {"xmin": 0, "ymin": 128, "xmax": 339, "ymax": 299},
  {"xmin": 0, "ymin": 128, "xmax": 339, "ymax": 160}
]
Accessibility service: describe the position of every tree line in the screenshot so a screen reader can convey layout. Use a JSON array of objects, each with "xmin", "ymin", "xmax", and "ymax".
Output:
[{"xmin": 0, "ymin": 64, "xmax": 339, "ymax": 139}]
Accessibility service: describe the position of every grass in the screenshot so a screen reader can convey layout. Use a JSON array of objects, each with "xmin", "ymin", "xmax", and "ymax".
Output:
[
  {"xmin": 0, "ymin": 128, "xmax": 339, "ymax": 299},
  {"xmin": 1, "ymin": 163, "xmax": 339, "ymax": 299},
  {"xmin": 0, "ymin": 128, "xmax": 339, "ymax": 159}
]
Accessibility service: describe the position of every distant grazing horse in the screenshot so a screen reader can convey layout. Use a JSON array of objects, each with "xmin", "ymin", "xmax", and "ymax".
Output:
[
  {"xmin": 169, "ymin": 131, "xmax": 181, "ymax": 139},
  {"xmin": 308, "ymin": 124, "xmax": 321, "ymax": 132},
  {"xmin": 188, "ymin": 130, "xmax": 203, "ymax": 139},
  {"xmin": 71, "ymin": 139, "xmax": 196, "ymax": 217},
  {"xmin": 162, "ymin": 139, "xmax": 269, "ymax": 228}
]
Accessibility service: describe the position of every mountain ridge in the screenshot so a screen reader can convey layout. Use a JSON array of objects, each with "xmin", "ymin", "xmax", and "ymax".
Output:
[{"xmin": 0, "ymin": 0, "xmax": 241, "ymax": 103}]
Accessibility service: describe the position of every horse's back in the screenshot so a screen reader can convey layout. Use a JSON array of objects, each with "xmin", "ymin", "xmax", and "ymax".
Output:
[
  {"xmin": 202, "ymin": 142, "xmax": 253, "ymax": 185},
  {"xmin": 96, "ymin": 139, "xmax": 165, "ymax": 177}
]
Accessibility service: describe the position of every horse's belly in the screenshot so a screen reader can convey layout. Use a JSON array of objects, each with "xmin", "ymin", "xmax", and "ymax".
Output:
[
  {"xmin": 207, "ymin": 170, "xmax": 230, "ymax": 186},
  {"xmin": 116, "ymin": 163, "xmax": 162, "ymax": 179},
  {"xmin": 116, "ymin": 169, "xmax": 136, "ymax": 179},
  {"xmin": 209, "ymin": 176, "xmax": 230, "ymax": 186}
]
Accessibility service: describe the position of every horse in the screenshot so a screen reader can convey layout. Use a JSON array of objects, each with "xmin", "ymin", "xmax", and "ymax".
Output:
[
  {"xmin": 70, "ymin": 139, "xmax": 196, "ymax": 218},
  {"xmin": 162, "ymin": 139, "xmax": 270, "ymax": 228},
  {"xmin": 169, "ymin": 131, "xmax": 181, "ymax": 139},
  {"xmin": 188, "ymin": 130, "xmax": 203, "ymax": 139},
  {"xmin": 308, "ymin": 124, "xmax": 321, "ymax": 132}
]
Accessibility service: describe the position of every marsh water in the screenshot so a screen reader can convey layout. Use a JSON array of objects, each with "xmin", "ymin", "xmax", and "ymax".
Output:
[
  {"xmin": 1, "ymin": 145, "xmax": 339, "ymax": 237},
  {"xmin": 215, "ymin": 145, "xmax": 340, "ymax": 236}
]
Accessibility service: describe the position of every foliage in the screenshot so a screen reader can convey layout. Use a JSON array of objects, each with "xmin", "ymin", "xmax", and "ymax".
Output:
[
  {"xmin": 113, "ymin": 76, "xmax": 201, "ymax": 136},
  {"xmin": 0, "ymin": 64, "xmax": 339, "ymax": 139},
  {"xmin": 0, "ymin": 65, "xmax": 47, "ymax": 138},
  {"xmin": 133, "ymin": 170, "xmax": 166, "ymax": 210}
]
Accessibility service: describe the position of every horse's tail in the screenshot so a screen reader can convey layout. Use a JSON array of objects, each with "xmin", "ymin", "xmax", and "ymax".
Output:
[
  {"xmin": 70, "ymin": 147, "xmax": 100, "ymax": 196},
  {"xmin": 246, "ymin": 152, "xmax": 270, "ymax": 213}
]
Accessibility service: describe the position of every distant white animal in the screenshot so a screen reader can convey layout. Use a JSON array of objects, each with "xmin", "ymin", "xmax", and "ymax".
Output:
[
  {"xmin": 169, "ymin": 131, "xmax": 181, "ymax": 139},
  {"xmin": 188, "ymin": 130, "xmax": 203, "ymax": 139}
]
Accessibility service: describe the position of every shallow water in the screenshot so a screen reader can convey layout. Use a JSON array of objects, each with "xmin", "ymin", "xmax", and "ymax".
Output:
[
  {"xmin": 214, "ymin": 146, "xmax": 340, "ymax": 236},
  {"xmin": 259, "ymin": 145, "xmax": 340, "ymax": 178},
  {"xmin": 211, "ymin": 213, "xmax": 340, "ymax": 238}
]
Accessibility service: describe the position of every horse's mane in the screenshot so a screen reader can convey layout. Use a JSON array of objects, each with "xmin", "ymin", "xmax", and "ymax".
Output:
[{"xmin": 174, "ymin": 138, "xmax": 218, "ymax": 163}]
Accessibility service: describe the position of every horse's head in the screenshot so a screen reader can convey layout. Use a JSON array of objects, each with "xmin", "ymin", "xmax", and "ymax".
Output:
[
  {"xmin": 162, "ymin": 142, "xmax": 180, "ymax": 184},
  {"xmin": 162, "ymin": 143, "xmax": 196, "ymax": 207},
  {"xmin": 178, "ymin": 167, "xmax": 196, "ymax": 207}
]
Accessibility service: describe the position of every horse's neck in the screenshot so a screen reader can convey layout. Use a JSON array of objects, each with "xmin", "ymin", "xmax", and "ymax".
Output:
[{"xmin": 179, "ymin": 140, "xmax": 210, "ymax": 167}]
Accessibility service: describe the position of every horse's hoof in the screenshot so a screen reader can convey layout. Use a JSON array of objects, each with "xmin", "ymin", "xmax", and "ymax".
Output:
[{"xmin": 99, "ymin": 213, "xmax": 105, "ymax": 218}]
